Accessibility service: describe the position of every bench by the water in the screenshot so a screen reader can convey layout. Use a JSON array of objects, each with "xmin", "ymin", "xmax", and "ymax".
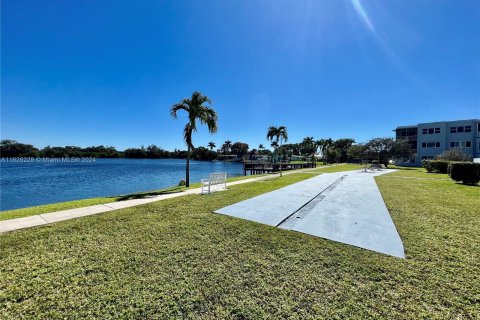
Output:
[{"xmin": 201, "ymin": 172, "xmax": 227, "ymax": 194}]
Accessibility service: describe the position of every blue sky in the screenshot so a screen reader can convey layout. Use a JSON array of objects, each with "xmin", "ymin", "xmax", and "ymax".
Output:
[{"xmin": 2, "ymin": 0, "xmax": 479, "ymax": 151}]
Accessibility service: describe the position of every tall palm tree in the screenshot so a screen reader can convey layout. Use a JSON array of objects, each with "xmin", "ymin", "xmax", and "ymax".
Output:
[
  {"xmin": 302, "ymin": 136, "xmax": 316, "ymax": 160},
  {"xmin": 207, "ymin": 141, "xmax": 216, "ymax": 151},
  {"xmin": 315, "ymin": 139, "xmax": 324, "ymax": 162},
  {"xmin": 224, "ymin": 140, "xmax": 232, "ymax": 154},
  {"xmin": 267, "ymin": 126, "xmax": 288, "ymax": 176},
  {"xmin": 321, "ymin": 138, "xmax": 334, "ymax": 164},
  {"xmin": 258, "ymin": 143, "xmax": 265, "ymax": 156},
  {"xmin": 170, "ymin": 91, "xmax": 218, "ymax": 187}
]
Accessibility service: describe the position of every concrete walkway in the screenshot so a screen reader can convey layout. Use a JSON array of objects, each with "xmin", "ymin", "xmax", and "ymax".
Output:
[
  {"xmin": 216, "ymin": 169, "xmax": 405, "ymax": 258},
  {"xmin": 0, "ymin": 165, "xmax": 331, "ymax": 234}
]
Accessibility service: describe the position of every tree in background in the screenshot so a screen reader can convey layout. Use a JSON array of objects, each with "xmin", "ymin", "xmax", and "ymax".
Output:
[
  {"xmin": 365, "ymin": 138, "xmax": 393, "ymax": 166},
  {"xmin": 221, "ymin": 140, "xmax": 233, "ymax": 155},
  {"xmin": 191, "ymin": 146, "xmax": 217, "ymax": 161},
  {"xmin": 316, "ymin": 138, "xmax": 334, "ymax": 164},
  {"xmin": 0, "ymin": 140, "xmax": 38, "ymax": 157},
  {"xmin": 300, "ymin": 137, "xmax": 316, "ymax": 161},
  {"xmin": 333, "ymin": 138, "xmax": 355, "ymax": 163},
  {"xmin": 267, "ymin": 126, "xmax": 288, "ymax": 176},
  {"xmin": 231, "ymin": 142, "xmax": 249, "ymax": 158},
  {"xmin": 170, "ymin": 91, "xmax": 218, "ymax": 187},
  {"xmin": 365, "ymin": 137, "xmax": 414, "ymax": 167},
  {"xmin": 347, "ymin": 143, "xmax": 368, "ymax": 162},
  {"xmin": 390, "ymin": 139, "xmax": 413, "ymax": 163},
  {"xmin": 347, "ymin": 139, "xmax": 413, "ymax": 166},
  {"xmin": 207, "ymin": 141, "xmax": 216, "ymax": 151},
  {"xmin": 327, "ymin": 148, "xmax": 341, "ymax": 163}
]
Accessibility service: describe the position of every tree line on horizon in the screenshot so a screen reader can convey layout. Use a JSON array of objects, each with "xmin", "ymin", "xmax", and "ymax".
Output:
[
  {"xmin": 0, "ymin": 136, "xmax": 413, "ymax": 166},
  {"xmin": 0, "ymin": 139, "xmax": 256, "ymax": 161}
]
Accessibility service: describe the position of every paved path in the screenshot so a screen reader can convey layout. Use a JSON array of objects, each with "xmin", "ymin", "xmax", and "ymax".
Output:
[
  {"xmin": 0, "ymin": 165, "xmax": 334, "ymax": 234},
  {"xmin": 216, "ymin": 169, "xmax": 405, "ymax": 258}
]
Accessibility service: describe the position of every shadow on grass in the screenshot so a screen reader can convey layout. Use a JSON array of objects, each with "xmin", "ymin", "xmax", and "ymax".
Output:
[
  {"xmin": 389, "ymin": 166, "xmax": 419, "ymax": 171},
  {"xmin": 454, "ymin": 182, "xmax": 480, "ymax": 187},
  {"xmin": 115, "ymin": 186, "xmax": 186, "ymax": 201}
]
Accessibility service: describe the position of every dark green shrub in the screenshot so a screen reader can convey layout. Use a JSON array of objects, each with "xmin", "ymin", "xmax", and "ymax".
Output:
[
  {"xmin": 422, "ymin": 160, "xmax": 432, "ymax": 172},
  {"xmin": 428, "ymin": 160, "xmax": 450, "ymax": 174},
  {"xmin": 448, "ymin": 162, "xmax": 480, "ymax": 185}
]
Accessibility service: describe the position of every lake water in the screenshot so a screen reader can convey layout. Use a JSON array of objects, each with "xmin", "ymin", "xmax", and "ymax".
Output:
[{"xmin": 0, "ymin": 158, "xmax": 244, "ymax": 211}]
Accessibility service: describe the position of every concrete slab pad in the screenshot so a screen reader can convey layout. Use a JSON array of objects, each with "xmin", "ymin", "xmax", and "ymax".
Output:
[
  {"xmin": 283, "ymin": 172, "xmax": 405, "ymax": 258},
  {"xmin": 215, "ymin": 169, "xmax": 405, "ymax": 258},
  {"xmin": 215, "ymin": 172, "xmax": 347, "ymax": 226}
]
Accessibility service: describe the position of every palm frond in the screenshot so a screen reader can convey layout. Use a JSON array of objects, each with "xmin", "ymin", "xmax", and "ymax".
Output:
[
  {"xmin": 266, "ymin": 126, "xmax": 279, "ymax": 141},
  {"xmin": 171, "ymin": 91, "xmax": 217, "ymax": 151},
  {"xmin": 170, "ymin": 103, "xmax": 189, "ymax": 118}
]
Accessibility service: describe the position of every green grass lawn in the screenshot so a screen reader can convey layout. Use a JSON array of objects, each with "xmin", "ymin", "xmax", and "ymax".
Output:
[
  {"xmin": 311, "ymin": 163, "xmax": 363, "ymax": 173},
  {"xmin": 1, "ymin": 167, "xmax": 479, "ymax": 318}
]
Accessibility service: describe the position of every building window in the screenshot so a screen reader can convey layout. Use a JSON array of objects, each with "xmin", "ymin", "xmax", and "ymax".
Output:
[
  {"xmin": 450, "ymin": 127, "xmax": 457, "ymax": 133},
  {"xmin": 478, "ymin": 123, "xmax": 480, "ymax": 132},
  {"xmin": 435, "ymin": 128, "xmax": 440, "ymax": 133},
  {"xmin": 422, "ymin": 129, "xmax": 428, "ymax": 134},
  {"xmin": 450, "ymin": 141, "xmax": 470, "ymax": 148},
  {"xmin": 424, "ymin": 142, "xmax": 440, "ymax": 148},
  {"xmin": 465, "ymin": 126, "xmax": 471, "ymax": 133},
  {"xmin": 428, "ymin": 128, "xmax": 434, "ymax": 134},
  {"xmin": 457, "ymin": 126, "xmax": 464, "ymax": 133},
  {"xmin": 407, "ymin": 128, "xmax": 417, "ymax": 136}
]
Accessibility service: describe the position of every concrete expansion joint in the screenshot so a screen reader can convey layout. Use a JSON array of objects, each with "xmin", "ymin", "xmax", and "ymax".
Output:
[
  {"xmin": 276, "ymin": 175, "xmax": 347, "ymax": 228},
  {"xmin": 38, "ymin": 214, "xmax": 49, "ymax": 223}
]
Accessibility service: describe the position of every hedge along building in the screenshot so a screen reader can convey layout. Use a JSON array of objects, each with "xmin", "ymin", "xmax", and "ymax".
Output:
[{"xmin": 394, "ymin": 119, "xmax": 480, "ymax": 166}]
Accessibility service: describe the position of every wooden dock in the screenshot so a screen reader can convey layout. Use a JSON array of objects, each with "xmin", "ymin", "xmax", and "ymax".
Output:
[{"xmin": 243, "ymin": 162, "xmax": 316, "ymax": 176}]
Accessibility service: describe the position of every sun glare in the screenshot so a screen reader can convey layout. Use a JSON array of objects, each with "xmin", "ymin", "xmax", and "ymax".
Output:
[{"xmin": 351, "ymin": 0, "xmax": 375, "ymax": 33}]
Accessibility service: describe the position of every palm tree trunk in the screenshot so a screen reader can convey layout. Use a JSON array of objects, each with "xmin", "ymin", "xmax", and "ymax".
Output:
[
  {"xmin": 186, "ymin": 145, "xmax": 190, "ymax": 187},
  {"xmin": 279, "ymin": 137, "xmax": 283, "ymax": 177}
]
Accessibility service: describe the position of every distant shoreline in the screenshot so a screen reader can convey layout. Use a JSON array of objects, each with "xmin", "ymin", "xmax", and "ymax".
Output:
[{"xmin": 0, "ymin": 157, "xmax": 244, "ymax": 163}]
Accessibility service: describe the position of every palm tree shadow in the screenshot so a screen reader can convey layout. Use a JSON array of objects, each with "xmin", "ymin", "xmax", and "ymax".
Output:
[
  {"xmin": 115, "ymin": 186, "xmax": 186, "ymax": 201},
  {"xmin": 391, "ymin": 166, "xmax": 418, "ymax": 171},
  {"xmin": 454, "ymin": 182, "xmax": 480, "ymax": 187}
]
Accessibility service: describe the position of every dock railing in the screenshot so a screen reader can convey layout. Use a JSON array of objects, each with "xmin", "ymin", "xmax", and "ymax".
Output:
[{"xmin": 243, "ymin": 161, "xmax": 316, "ymax": 176}]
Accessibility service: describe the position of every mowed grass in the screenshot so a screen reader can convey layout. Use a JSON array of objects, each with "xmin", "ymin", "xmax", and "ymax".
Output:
[
  {"xmin": 1, "ymin": 167, "xmax": 479, "ymax": 318},
  {"xmin": 312, "ymin": 163, "xmax": 363, "ymax": 173}
]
